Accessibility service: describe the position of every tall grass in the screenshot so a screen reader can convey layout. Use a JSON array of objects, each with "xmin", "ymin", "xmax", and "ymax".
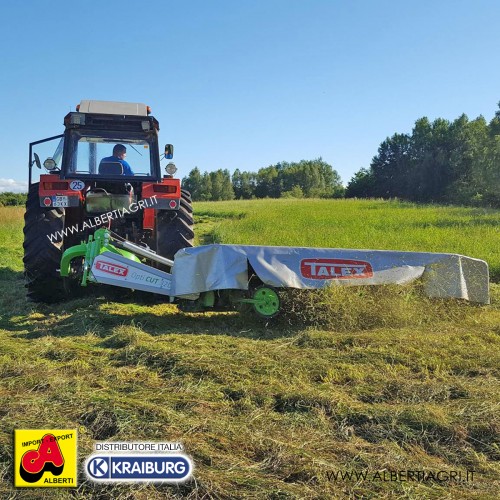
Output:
[
  {"xmin": 195, "ymin": 198, "xmax": 500, "ymax": 281},
  {"xmin": 0, "ymin": 206, "xmax": 24, "ymax": 272}
]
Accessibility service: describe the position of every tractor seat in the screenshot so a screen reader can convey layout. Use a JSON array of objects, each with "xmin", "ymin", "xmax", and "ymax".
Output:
[
  {"xmin": 97, "ymin": 161, "xmax": 130, "ymax": 194},
  {"xmin": 99, "ymin": 161, "xmax": 124, "ymax": 175}
]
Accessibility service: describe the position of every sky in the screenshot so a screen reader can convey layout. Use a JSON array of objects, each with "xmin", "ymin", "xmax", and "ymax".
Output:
[{"xmin": 1, "ymin": 0, "xmax": 500, "ymax": 192}]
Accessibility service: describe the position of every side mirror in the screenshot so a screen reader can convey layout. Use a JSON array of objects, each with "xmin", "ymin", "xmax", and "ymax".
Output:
[
  {"xmin": 33, "ymin": 153, "xmax": 41, "ymax": 169},
  {"xmin": 164, "ymin": 144, "xmax": 174, "ymax": 159}
]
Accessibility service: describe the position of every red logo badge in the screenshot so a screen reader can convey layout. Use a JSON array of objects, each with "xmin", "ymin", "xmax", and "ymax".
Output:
[
  {"xmin": 95, "ymin": 260, "xmax": 128, "ymax": 277},
  {"xmin": 300, "ymin": 259, "xmax": 373, "ymax": 280},
  {"xmin": 20, "ymin": 434, "xmax": 65, "ymax": 483},
  {"xmin": 43, "ymin": 197, "xmax": 52, "ymax": 206}
]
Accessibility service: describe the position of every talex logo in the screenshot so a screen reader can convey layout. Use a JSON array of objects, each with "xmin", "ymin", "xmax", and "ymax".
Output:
[
  {"xmin": 301, "ymin": 258, "xmax": 373, "ymax": 279},
  {"xmin": 96, "ymin": 260, "xmax": 128, "ymax": 277},
  {"xmin": 20, "ymin": 434, "xmax": 65, "ymax": 483}
]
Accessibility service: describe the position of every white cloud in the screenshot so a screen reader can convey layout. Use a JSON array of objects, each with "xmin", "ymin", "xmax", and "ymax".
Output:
[{"xmin": 0, "ymin": 178, "xmax": 29, "ymax": 193}]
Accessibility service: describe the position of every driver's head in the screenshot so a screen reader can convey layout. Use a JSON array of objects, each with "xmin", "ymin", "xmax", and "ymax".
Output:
[{"xmin": 113, "ymin": 144, "xmax": 127, "ymax": 158}]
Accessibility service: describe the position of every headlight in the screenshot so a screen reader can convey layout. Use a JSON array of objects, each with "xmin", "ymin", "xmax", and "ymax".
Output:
[
  {"xmin": 166, "ymin": 162, "xmax": 177, "ymax": 175},
  {"xmin": 43, "ymin": 158, "xmax": 57, "ymax": 170}
]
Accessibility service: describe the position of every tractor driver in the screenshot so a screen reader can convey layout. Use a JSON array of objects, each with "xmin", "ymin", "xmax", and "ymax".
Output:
[{"xmin": 100, "ymin": 144, "xmax": 134, "ymax": 175}]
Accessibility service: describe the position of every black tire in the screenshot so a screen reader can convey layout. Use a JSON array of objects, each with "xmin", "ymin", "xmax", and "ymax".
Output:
[
  {"xmin": 179, "ymin": 190, "xmax": 194, "ymax": 225},
  {"xmin": 180, "ymin": 188, "xmax": 192, "ymax": 202},
  {"xmin": 180, "ymin": 197, "xmax": 193, "ymax": 214},
  {"xmin": 177, "ymin": 204, "xmax": 194, "ymax": 226},
  {"xmin": 23, "ymin": 183, "xmax": 66, "ymax": 302},
  {"xmin": 155, "ymin": 190, "xmax": 195, "ymax": 260}
]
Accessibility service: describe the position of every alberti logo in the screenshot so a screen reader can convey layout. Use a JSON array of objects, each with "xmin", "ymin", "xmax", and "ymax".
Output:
[
  {"xmin": 14, "ymin": 429, "xmax": 77, "ymax": 488},
  {"xmin": 20, "ymin": 434, "xmax": 65, "ymax": 483},
  {"xmin": 301, "ymin": 259, "xmax": 373, "ymax": 279},
  {"xmin": 96, "ymin": 260, "xmax": 128, "ymax": 277}
]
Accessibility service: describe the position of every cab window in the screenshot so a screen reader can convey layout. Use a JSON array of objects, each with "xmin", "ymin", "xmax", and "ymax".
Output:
[{"xmin": 71, "ymin": 136, "xmax": 154, "ymax": 176}]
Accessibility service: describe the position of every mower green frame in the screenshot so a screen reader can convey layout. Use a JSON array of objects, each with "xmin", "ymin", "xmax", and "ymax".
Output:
[{"xmin": 60, "ymin": 228, "xmax": 140, "ymax": 286}]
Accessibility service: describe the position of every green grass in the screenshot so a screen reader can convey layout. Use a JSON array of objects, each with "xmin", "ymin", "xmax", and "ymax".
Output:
[
  {"xmin": 0, "ymin": 200, "xmax": 499, "ymax": 499},
  {"xmin": 195, "ymin": 198, "xmax": 500, "ymax": 281}
]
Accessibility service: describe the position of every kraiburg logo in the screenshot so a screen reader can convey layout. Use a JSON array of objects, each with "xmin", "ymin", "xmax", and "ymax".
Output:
[
  {"xmin": 301, "ymin": 258, "xmax": 373, "ymax": 279},
  {"xmin": 85, "ymin": 454, "xmax": 192, "ymax": 482},
  {"xmin": 95, "ymin": 260, "xmax": 128, "ymax": 277}
]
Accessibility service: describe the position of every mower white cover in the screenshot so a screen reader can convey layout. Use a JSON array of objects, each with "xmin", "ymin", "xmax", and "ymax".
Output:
[
  {"xmin": 171, "ymin": 245, "xmax": 490, "ymax": 304},
  {"xmin": 90, "ymin": 252, "xmax": 173, "ymax": 295}
]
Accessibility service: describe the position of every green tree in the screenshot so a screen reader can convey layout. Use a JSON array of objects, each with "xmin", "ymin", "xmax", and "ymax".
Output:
[
  {"xmin": 281, "ymin": 185, "xmax": 304, "ymax": 198},
  {"xmin": 255, "ymin": 165, "xmax": 280, "ymax": 198},
  {"xmin": 0, "ymin": 192, "xmax": 27, "ymax": 206},
  {"xmin": 346, "ymin": 168, "xmax": 376, "ymax": 198},
  {"xmin": 352, "ymin": 102, "xmax": 500, "ymax": 207},
  {"xmin": 488, "ymin": 101, "xmax": 500, "ymax": 137},
  {"xmin": 370, "ymin": 133, "xmax": 412, "ymax": 198},
  {"xmin": 445, "ymin": 115, "xmax": 489, "ymax": 205},
  {"xmin": 418, "ymin": 118, "xmax": 454, "ymax": 202},
  {"xmin": 199, "ymin": 172, "xmax": 213, "ymax": 201},
  {"xmin": 232, "ymin": 169, "xmax": 256, "ymax": 199},
  {"xmin": 182, "ymin": 167, "xmax": 203, "ymax": 201},
  {"xmin": 253, "ymin": 159, "xmax": 343, "ymax": 198},
  {"xmin": 208, "ymin": 169, "xmax": 233, "ymax": 201}
]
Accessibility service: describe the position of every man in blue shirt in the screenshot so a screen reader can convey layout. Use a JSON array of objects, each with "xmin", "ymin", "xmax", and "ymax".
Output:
[{"xmin": 100, "ymin": 144, "xmax": 134, "ymax": 175}]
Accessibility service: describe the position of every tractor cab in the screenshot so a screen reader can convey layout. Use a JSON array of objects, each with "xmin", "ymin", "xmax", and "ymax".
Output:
[
  {"xmin": 32, "ymin": 100, "xmax": 176, "ymax": 183},
  {"xmin": 62, "ymin": 100, "xmax": 162, "ymax": 182},
  {"xmin": 29, "ymin": 100, "xmax": 181, "ymax": 215}
]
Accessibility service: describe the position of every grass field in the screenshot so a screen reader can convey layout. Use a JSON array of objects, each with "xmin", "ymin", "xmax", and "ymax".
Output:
[
  {"xmin": 0, "ymin": 199, "xmax": 499, "ymax": 499},
  {"xmin": 195, "ymin": 198, "xmax": 500, "ymax": 282}
]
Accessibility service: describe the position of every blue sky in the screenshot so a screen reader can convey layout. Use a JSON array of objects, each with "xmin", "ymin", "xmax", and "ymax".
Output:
[{"xmin": 1, "ymin": 0, "xmax": 499, "ymax": 192}]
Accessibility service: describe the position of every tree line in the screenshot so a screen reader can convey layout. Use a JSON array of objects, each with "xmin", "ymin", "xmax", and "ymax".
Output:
[
  {"xmin": 346, "ymin": 105, "xmax": 500, "ymax": 207},
  {"xmin": 182, "ymin": 158, "xmax": 345, "ymax": 201},
  {"xmin": 0, "ymin": 192, "xmax": 26, "ymax": 206},
  {"xmin": 183, "ymin": 104, "xmax": 499, "ymax": 207}
]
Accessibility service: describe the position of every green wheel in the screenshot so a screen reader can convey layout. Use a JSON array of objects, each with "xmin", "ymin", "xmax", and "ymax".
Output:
[{"xmin": 252, "ymin": 286, "xmax": 281, "ymax": 318}]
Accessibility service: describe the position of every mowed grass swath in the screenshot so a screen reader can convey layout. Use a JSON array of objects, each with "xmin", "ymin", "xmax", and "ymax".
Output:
[{"xmin": 0, "ymin": 200, "xmax": 499, "ymax": 499}]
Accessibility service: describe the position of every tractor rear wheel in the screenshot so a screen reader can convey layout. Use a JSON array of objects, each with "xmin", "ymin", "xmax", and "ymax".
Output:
[
  {"xmin": 23, "ymin": 183, "xmax": 66, "ymax": 302},
  {"xmin": 155, "ymin": 190, "xmax": 195, "ymax": 260},
  {"xmin": 181, "ymin": 188, "xmax": 192, "ymax": 202}
]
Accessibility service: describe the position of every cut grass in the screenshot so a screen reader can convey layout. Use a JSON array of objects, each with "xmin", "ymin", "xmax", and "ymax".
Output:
[{"xmin": 0, "ymin": 202, "xmax": 499, "ymax": 499}]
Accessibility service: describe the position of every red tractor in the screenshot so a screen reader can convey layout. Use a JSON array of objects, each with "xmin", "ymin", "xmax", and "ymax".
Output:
[{"xmin": 23, "ymin": 100, "xmax": 194, "ymax": 302}]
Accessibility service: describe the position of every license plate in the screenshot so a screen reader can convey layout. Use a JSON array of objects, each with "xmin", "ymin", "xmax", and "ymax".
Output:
[{"xmin": 52, "ymin": 196, "xmax": 69, "ymax": 207}]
